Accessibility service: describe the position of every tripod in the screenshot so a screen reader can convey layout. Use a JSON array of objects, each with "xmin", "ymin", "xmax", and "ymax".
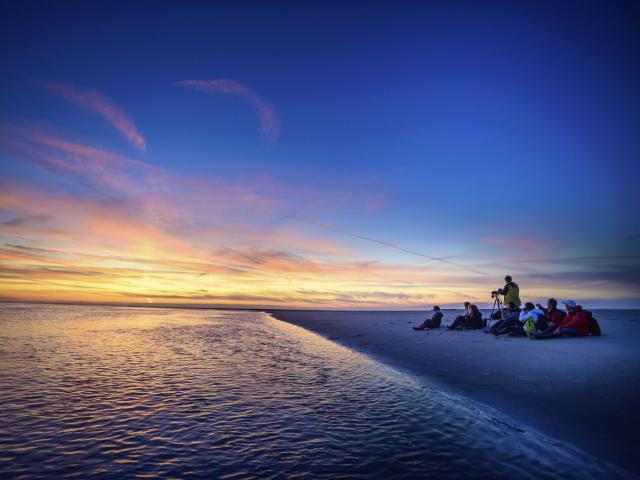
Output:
[{"xmin": 487, "ymin": 294, "xmax": 504, "ymax": 329}]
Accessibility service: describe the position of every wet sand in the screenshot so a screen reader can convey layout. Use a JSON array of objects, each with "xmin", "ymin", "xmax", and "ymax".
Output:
[{"xmin": 269, "ymin": 309, "xmax": 640, "ymax": 474}]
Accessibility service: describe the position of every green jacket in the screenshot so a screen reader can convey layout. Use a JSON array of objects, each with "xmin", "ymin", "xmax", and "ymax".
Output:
[{"xmin": 501, "ymin": 282, "xmax": 521, "ymax": 307}]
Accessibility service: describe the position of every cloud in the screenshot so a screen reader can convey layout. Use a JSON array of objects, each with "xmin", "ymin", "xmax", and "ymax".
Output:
[
  {"xmin": 1, "ymin": 214, "xmax": 51, "ymax": 227},
  {"xmin": 41, "ymin": 82, "xmax": 146, "ymax": 150},
  {"xmin": 177, "ymin": 79, "xmax": 280, "ymax": 142},
  {"xmin": 0, "ymin": 124, "xmax": 386, "ymax": 235},
  {"xmin": 290, "ymin": 216, "xmax": 487, "ymax": 275},
  {"xmin": 1, "ymin": 123, "xmax": 159, "ymax": 194},
  {"xmin": 1, "ymin": 125, "xmax": 456, "ymax": 308}
]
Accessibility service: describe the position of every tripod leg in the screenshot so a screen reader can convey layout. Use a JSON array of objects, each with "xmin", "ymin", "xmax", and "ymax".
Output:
[{"xmin": 487, "ymin": 298, "xmax": 497, "ymax": 329}]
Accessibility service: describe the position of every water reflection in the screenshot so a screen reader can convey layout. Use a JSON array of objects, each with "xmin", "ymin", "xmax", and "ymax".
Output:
[{"xmin": 0, "ymin": 304, "xmax": 626, "ymax": 478}]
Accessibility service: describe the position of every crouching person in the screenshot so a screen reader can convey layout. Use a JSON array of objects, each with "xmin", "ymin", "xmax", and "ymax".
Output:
[
  {"xmin": 535, "ymin": 300, "xmax": 589, "ymax": 339},
  {"xmin": 413, "ymin": 306, "xmax": 444, "ymax": 330}
]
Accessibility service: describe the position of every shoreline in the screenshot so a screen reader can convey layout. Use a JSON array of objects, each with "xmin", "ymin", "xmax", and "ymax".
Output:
[{"xmin": 269, "ymin": 308, "xmax": 640, "ymax": 475}]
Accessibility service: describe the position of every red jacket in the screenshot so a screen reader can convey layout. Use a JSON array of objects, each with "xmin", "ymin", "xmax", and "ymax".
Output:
[
  {"xmin": 558, "ymin": 306, "xmax": 589, "ymax": 336},
  {"xmin": 542, "ymin": 307, "xmax": 566, "ymax": 326}
]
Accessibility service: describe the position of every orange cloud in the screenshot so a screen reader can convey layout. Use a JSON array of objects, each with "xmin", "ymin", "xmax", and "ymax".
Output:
[{"xmin": 4, "ymin": 122, "xmax": 628, "ymax": 308}]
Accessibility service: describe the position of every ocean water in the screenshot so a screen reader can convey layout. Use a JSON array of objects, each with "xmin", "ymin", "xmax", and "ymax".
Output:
[{"xmin": 0, "ymin": 304, "xmax": 626, "ymax": 479}]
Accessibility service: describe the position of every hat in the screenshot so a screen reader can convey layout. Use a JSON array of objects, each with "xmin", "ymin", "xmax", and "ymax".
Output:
[{"xmin": 563, "ymin": 300, "xmax": 577, "ymax": 308}]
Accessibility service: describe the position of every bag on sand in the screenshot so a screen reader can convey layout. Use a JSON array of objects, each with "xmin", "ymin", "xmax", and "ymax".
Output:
[
  {"xmin": 523, "ymin": 318, "xmax": 536, "ymax": 336},
  {"xmin": 583, "ymin": 310, "xmax": 602, "ymax": 336}
]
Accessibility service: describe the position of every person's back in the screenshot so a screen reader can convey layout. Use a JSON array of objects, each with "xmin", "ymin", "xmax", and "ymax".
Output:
[{"xmin": 502, "ymin": 281, "xmax": 521, "ymax": 307}]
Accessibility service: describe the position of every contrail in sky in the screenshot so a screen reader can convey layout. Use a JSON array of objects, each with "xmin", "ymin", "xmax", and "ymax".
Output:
[
  {"xmin": 268, "ymin": 165, "xmax": 485, "ymax": 275},
  {"xmin": 288, "ymin": 216, "xmax": 487, "ymax": 275}
]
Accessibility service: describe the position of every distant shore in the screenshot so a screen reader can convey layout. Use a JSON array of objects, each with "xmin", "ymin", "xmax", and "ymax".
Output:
[{"xmin": 269, "ymin": 309, "xmax": 640, "ymax": 475}]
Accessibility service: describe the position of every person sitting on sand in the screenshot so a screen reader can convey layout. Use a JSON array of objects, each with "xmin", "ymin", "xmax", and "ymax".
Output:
[
  {"xmin": 496, "ymin": 275, "xmax": 521, "ymax": 309},
  {"xmin": 413, "ymin": 306, "xmax": 444, "ymax": 330},
  {"xmin": 517, "ymin": 302, "xmax": 546, "ymax": 338},
  {"xmin": 535, "ymin": 300, "xmax": 590, "ymax": 339},
  {"xmin": 448, "ymin": 304, "xmax": 483, "ymax": 330},
  {"xmin": 535, "ymin": 298, "xmax": 566, "ymax": 333},
  {"xmin": 488, "ymin": 302, "xmax": 520, "ymax": 335},
  {"xmin": 452, "ymin": 302, "xmax": 471, "ymax": 325}
]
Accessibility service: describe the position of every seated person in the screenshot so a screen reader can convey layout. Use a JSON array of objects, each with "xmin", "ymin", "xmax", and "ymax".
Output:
[
  {"xmin": 516, "ymin": 302, "xmax": 546, "ymax": 338},
  {"xmin": 535, "ymin": 298, "xmax": 566, "ymax": 332},
  {"xmin": 452, "ymin": 301, "xmax": 471, "ymax": 324},
  {"xmin": 488, "ymin": 302, "xmax": 520, "ymax": 334},
  {"xmin": 448, "ymin": 304, "xmax": 483, "ymax": 330},
  {"xmin": 413, "ymin": 306, "xmax": 444, "ymax": 330},
  {"xmin": 535, "ymin": 300, "xmax": 590, "ymax": 339}
]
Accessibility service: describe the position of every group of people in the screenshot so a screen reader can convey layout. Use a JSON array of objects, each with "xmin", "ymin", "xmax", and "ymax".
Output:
[{"xmin": 412, "ymin": 276, "xmax": 599, "ymax": 339}]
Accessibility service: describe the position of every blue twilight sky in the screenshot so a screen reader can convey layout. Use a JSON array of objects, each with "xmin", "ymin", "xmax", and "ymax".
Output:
[{"xmin": 1, "ymin": 1, "xmax": 639, "ymax": 308}]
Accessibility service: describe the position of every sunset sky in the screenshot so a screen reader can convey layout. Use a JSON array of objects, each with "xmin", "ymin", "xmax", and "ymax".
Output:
[{"xmin": 1, "ymin": 1, "xmax": 639, "ymax": 308}]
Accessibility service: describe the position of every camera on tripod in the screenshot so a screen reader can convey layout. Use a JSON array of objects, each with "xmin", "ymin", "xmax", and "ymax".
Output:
[{"xmin": 488, "ymin": 290, "xmax": 505, "ymax": 325}]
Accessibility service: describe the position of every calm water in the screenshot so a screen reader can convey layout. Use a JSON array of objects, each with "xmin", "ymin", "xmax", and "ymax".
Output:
[{"xmin": 0, "ymin": 304, "xmax": 626, "ymax": 479}]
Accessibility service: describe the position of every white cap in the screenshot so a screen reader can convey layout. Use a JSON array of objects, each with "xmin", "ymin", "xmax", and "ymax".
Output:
[{"xmin": 563, "ymin": 300, "xmax": 577, "ymax": 308}]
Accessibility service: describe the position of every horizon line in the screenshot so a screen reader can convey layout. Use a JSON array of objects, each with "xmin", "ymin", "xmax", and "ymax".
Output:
[{"xmin": 1, "ymin": 300, "xmax": 639, "ymax": 311}]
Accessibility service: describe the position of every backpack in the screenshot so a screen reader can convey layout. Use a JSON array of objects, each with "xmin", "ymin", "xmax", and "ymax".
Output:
[
  {"xmin": 523, "ymin": 318, "xmax": 536, "ymax": 336},
  {"xmin": 583, "ymin": 310, "xmax": 602, "ymax": 336}
]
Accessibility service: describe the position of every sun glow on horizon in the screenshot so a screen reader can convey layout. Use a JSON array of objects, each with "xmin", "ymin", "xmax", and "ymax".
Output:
[{"xmin": 2, "ymin": 2, "xmax": 639, "ymax": 308}]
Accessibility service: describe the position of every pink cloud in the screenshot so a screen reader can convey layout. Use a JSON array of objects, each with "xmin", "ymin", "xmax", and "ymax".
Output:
[
  {"xmin": 0, "ymin": 181, "xmax": 449, "ymax": 303},
  {"xmin": 0, "ymin": 124, "xmax": 372, "ymax": 240},
  {"xmin": 177, "ymin": 79, "xmax": 280, "ymax": 142},
  {"xmin": 41, "ymin": 82, "xmax": 146, "ymax": 150},
  {"xmin": 2, "ymin": 124, "xmax": 440, "ymax": 307},
  {"xmin": 0, "ymin": 123, "xmax": 161, "ymax": 193}
]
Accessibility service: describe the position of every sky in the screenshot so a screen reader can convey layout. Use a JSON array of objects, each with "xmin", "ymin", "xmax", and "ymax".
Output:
[{"xmin": 1, "ymin": 1, "xmax": 639, "ymax": 308}]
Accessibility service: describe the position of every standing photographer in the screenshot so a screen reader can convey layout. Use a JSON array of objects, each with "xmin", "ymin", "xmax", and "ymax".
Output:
[{"xmin": 495, "ymin": 275, "xmax": 521, "ymax": 308}]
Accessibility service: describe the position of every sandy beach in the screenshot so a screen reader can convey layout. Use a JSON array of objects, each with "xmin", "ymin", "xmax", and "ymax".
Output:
[{"xmin": 269, "ymin": 309, "xmax": 640, "ymax": 474}]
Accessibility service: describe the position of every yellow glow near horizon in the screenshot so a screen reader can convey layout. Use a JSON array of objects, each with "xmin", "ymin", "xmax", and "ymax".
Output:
[{"xmin": 1, "ymin": 126, "xmax": 637, "ymax": 309}]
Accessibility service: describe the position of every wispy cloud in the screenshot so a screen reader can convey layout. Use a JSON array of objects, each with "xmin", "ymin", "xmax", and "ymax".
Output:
[
  {"xmin": 41, "ymin": 82, "xmax": 146, "ymax": 150},
  {"xmin": 0, "ymin": 123, "xmax": 162, "ymax": 198},
  {"xmin": 287, "ymin": 216, "xmax": 487, "ymax": 275},
  {"xmin": 4, "ymin": 118, "xmax": 631, "ymax": 307},
  {"xmin": 177, "ymin": 79, "xmax": 280, "ymax": 142}
]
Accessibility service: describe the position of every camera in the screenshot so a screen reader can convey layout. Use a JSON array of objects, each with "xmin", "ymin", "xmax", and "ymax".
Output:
[{"xmin": 491, "ymin": 290, "xmax": 499, "ymax": 298}]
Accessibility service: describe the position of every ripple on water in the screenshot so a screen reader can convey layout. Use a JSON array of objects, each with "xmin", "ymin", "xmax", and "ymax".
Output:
[{"xmin": 0, "ymin": 304, "xmax": 629, "ymax": 479}]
